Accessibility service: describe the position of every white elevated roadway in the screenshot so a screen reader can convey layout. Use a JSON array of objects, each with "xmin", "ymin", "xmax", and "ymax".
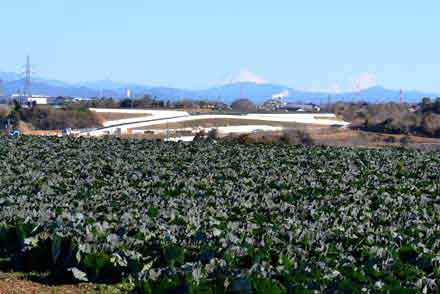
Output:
[{"xmin": 83, "ymin": 109, "xmax": 349, "ymax": 137}]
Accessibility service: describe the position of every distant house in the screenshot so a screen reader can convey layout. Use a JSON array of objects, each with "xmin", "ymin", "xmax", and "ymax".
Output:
[
  {"xmin": 408, "ymin": 105, "xmax": 418, "ymax": 113},
  {"xmin": 27, "ymin": 95, "xmax": 54, "ymax": 105},
  {"xmin": 73, "ymin": 97, "xmax": 92, "ymax": 102},
  {"xmin": 282, "ymin": 103, "xmax": 320, "ymax": 112},
  {"xmin": 52, "ymin": 96, "xmax": 75, "ymax": 105},
  {"xmin": 197, "ymin": 101, "xmax": 231, "ymax": 111},
  {"xmin": 260, "ymin": 97, "xmax": 286, "ymax": 111},
  {"xmin": 11, "ymin": 94, "xmax": 57, "ymax": 105},
  {"xmin": 213, "ymin": 102, "xmax": 231, "ymax": 111}
]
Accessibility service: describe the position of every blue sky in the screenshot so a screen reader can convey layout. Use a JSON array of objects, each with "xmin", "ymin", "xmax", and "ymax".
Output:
[{"xmin": 1, "ymin": 0, "xmax": 439, "ymax": 91}]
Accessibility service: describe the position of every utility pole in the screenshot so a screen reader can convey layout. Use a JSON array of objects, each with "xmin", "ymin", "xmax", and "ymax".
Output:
[
  {"xmin": 400, "ymin": 89, "xmax": 404, "ymax": 105},
  {"xmin": 327, "ymin": 95, "xmax": 331, "ymax": 112}
]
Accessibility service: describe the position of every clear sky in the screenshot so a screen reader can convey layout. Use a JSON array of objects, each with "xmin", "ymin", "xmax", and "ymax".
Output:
[{"xmin": 1, "ymin": 0, "xmax": 439, "ymax": 91}]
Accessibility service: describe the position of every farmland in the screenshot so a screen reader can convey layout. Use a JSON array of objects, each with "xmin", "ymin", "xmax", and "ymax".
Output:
[
  {"xmin": 82, "ymin": 110, "xmax": 347, "ymax": 137},
  {"xmin": 0, "ymin": 136, "xmax": 440, "ymax": 293}
]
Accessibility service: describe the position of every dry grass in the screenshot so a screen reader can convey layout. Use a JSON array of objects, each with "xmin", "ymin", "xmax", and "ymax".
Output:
[
  {"xmin": 220, "ymin": 128, "xmax": 440, "ymax": 149},
  {"xmin": 0, "ymin": 271, "xmax": 135, "ymax": 294},
  {"xmin": 16, "ymin": 121, "xmax": 33, "ymax": 134},
  {"xmin": 95, "ymin": 112, "xmax": 151, "ymax": 122},
  {"xmin": 133, "ymin": 119, "xmax": 329, "ymax": 130},
  {"xmin": 0, "ymin": 272, "xmax": 95, "ymax": 294},
  {"xmin": 309, "ymin": 129, "xmax": 440, "ymax": 148},
  {"xmin": 24, "ymin": 130, "xmax": 62, "ymax": 136}
]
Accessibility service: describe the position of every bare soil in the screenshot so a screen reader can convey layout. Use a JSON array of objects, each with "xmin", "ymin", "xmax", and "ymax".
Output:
[
  {"xmin": 0, "ymin": 272, "xmax": 133, "ymax": 294},
  {"xmin": 0, "ymin": 272, "xmax": 95, "ymax": 294}
]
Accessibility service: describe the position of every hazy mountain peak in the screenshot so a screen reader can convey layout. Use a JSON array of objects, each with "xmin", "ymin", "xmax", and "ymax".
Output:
[
  {"xmin": 0, "ymin": 71, "xmax": 438, "ymax": 104},
  {"xmin": 0, "ymin": 72, "xmax": 22, "ymax": 82},
  {"xmin": 222, "ymin": 69, "xmax": 266, "ymax": 85}
]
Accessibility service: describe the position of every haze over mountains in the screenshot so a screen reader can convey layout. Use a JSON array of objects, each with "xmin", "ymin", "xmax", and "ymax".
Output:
[{"xmin": 1, "ymin": 70, "xmax": 438, "ymax": 105}]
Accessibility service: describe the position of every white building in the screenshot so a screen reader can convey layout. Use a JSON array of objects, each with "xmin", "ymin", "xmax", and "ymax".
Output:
[
  {"xmin": 28, "ymin": 95, "xmax": 52, "ymax": 105},
  {"xmin": 11, "ymin": 94, "xmax": 55, "ymax": 105}
]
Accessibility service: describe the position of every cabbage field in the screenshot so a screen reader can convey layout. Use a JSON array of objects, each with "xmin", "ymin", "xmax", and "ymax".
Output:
[{"xmin": 0, "ymin": 136, "xmax": 439, "ymax": 293}]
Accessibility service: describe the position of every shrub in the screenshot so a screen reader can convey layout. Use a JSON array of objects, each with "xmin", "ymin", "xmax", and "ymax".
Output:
[
  {"xmin": 206, "ymin": 128, "xmax": 219, "ymax": 141},
  {"xmin": 280, "ymin": 129, "xmax": 314, "ymax": 146},
  {"xmin": 235, "ymin": 134, "xmax": 257, "ymax": 144},
  {"xmin": 384, "ymin": 136, "xmax": 396, "ymax": 143},
  {"xmin": 421, "ymin": 113, "xmax": 440, "ymax": 137},
  {"xmin": 18, "ymin": 107, "xmax": 101, "ymax": 130},
  {"xmin": 193, "ymin": 130, "xmax": 206, "ymax": 142},
  {"xmin": 400, "ymin": 135, "xmax": 411, "ymax": 145}
]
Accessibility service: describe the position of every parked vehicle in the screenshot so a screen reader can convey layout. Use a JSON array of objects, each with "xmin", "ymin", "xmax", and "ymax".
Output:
[{"xmin": 9, "ymin": 129, "xmax": 21, "ymax": 138}]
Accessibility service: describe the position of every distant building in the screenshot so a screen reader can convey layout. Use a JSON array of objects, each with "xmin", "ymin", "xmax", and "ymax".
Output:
[
  {"xmin": 261, "ymin": 98, "xmax": 285, "ymax": 111},
  {"xmin": 11, "ymin": 94, "xmax": 57, "ymax": 105},
  {"xmin": 28, "ymin": 95, "xmax": 52, "ymax": 105},
  {"xmin": 73, "ymin": 97, "xmax": 92, "ymax": 102},
  {"xmin": 52, "ymin": 96, "xmax": 74, "ymax": 105},
  {"xmin": 213, "ymin": 102, "xmax": 231, "ymax": 111},
  {"xmin": 199, "ymin": 101, "xmax": 231, "ymax": 111},
  {"xmin": 282, "ymin": 103, "xmax": 321, "ymax": 112}
]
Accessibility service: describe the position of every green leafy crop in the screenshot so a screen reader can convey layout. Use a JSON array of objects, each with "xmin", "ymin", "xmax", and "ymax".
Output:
[{"xmin": 0, "ymin": 136, "xmax": 439, "ymax": 293}]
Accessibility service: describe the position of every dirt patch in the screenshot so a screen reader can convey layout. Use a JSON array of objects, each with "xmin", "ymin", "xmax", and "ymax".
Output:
[
  {"xmin": 0, "ymin": 272, "xmax": 134, "ymax": 294},
  {"xmin": 0, "ymin": 273, "xmax": 94, "ymax": 294}
]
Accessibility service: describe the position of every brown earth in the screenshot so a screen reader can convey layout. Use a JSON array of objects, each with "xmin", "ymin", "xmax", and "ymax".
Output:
[
  {"xmin": 0, "ymin": 273, "xmax": 94, "ymax": 294},
  {"xmin": 0, "ymin": 272, "xmax": 132, "ymax": 294}
]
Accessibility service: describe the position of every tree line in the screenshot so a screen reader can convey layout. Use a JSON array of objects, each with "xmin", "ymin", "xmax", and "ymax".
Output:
[
  {"xmin": 334, "ymin": 97, "xmax": 440, "ymax": 137},
  {"xmin": 70, "ymin": 95, "xmax": 232, "ymax": 111},
  {"xmin": 1, "ymin": 101, "xmax": 101, "ymax": 131}
]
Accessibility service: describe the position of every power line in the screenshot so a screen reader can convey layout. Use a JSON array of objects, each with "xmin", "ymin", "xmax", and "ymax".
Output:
[
  {"xmin": 400, "ymin": 89, "xmax": 405, "ymax": 104},
  {"xmin": 327, "ymin": 94, "xmax": 331, "ymax": 112},
  {"xmin": 0, "ymin": 79, "xmax": 4, "ymax": 98},
  {"xmin": 23, "ymin": 55, "xmax": 32, "ymax": 97}
]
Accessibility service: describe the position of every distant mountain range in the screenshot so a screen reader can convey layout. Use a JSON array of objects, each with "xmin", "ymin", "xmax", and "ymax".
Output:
[{"xmin": 1, "ymin": 72, "xmax": 438, "ymax": 105}]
